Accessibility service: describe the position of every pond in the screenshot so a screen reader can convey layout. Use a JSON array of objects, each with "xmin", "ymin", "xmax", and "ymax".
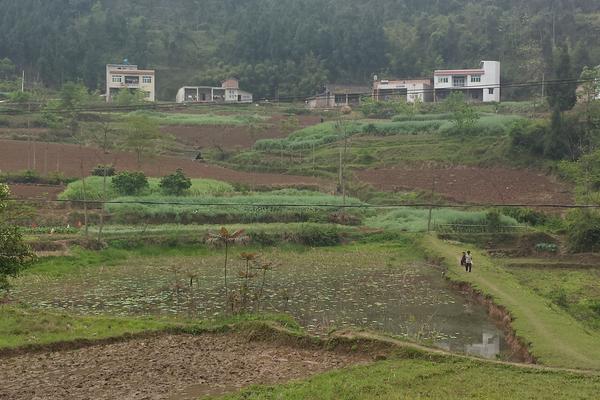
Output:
[{"xmin": 14, "ymin": 245, "xmax": 512, "ymax": 360}]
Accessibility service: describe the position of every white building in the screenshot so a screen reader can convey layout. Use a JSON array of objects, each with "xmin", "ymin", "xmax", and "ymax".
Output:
[
  {"xmin": 434, "ymin": 61, "xmax": 500, "ymax": 103},
  {"xmin": 105, "ymin": 63, "xmax": 155, "ymax": 102},
  {"xmin": 176, "ymin": 78, "xmax": 253, "ymax": 104},
  {"xmin": 372, "ymin": 78, "xmax": 433, "ymax": 103}
]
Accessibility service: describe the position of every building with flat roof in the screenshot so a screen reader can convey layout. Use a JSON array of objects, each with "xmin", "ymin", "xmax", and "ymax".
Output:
[
  {"xmin": 105, "ymin": 63, "xmax": 155, "ymax": 102},
  {"xmin": 175, "ymin": 78, "xmax": 253, "ymax": 104},
  {"xmin": 372, "ymin": 78, "xmax": 433, "ymax": 103},
  {"xmin": 306, "ymin": 84, "xmax": 371, "ymax": 108},
  {"xmin": 434, "ymin": 61, "xmax": 500, "ymax": 102}
]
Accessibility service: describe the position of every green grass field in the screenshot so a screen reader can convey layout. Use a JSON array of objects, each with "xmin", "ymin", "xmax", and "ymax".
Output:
[
  {"xmin": 214, "ymin": 356, "xmax": 600, "ymax": 400},
  {"xmin": 124, "ymin": 110, "xmax": 269, "ymax": 126},
  {"xmin": 423, "ymin": 235, "xmax": 600, "ymax": 370},
  {"xmin": 59, "ymin": 176, "xmax": 235, "ymax": 201}
]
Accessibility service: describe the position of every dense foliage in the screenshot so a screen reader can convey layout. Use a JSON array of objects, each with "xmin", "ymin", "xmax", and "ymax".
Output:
[
  {"xmin": 1, "ymin": 0, "xmax": 599, "ymax": 99},
  {"xmin": 159, "ymin": 169, "xmax": 192, "ymax": 196},
  {"xmin": 111, "ymin": 171, "xmax": 149, "ymax": 196}
]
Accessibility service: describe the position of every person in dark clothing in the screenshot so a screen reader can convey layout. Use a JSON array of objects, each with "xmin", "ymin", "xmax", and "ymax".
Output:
[
  {"xmin": 465, "ymin": 251, "xmax": 473, "ymax": 272},
  {"xmin": 460, "ymin": 252, "xmax": 467, "ymax": 270}
]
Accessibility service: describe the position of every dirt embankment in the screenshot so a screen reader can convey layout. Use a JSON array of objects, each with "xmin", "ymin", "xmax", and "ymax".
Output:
[
  {"xmin": 163, "ymin": 115, "xmax": 322, "ymax": 150},
  {"xmin": 0, "ymin": 139, "xmax": 330, "ymax": 189},
  {"xmin": 356, "ymin": 166, "xmax": 573, "ymax": 205},
  {"xmin": 0, "ymin": 332, "xmax": 368, "ymax": 400}
]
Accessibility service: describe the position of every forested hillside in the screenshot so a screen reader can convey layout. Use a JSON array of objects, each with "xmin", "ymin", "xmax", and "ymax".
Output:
[{"xmin": 1, "ymin": 0, "xmax": 599, "ymax": 100}]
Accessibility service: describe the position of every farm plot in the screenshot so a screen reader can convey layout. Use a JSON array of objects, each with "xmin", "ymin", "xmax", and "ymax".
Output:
[
  {"xmin": 0, "ymin": 139, "xmax": 329, "ymax": 189},
  {"xmin": 356, "ymin": 166, "xmax": 572, "ymax": 205},
  {"xmin": 164, "ymin": 114, "xmax": 322, "ymax": 150},
  {"xmin": 13, "ymin": 244, "xmax": 513, "ymax": 360},
  {"xmin": 0, "ymin": 333, "xmax": 367, "ymax": 400}
]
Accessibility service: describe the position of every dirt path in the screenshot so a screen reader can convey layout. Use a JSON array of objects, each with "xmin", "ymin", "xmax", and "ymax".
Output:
[
  {"xmin": 0, "ymin": 333, "xmax": 367, "ymax": 400},
  {"xmin": 0, "ymin": 139, "xmax": 330, "ymax": 189},
  {"xmin": 356, "ymin": 166, "xmax": 572, "ymax": 205}
]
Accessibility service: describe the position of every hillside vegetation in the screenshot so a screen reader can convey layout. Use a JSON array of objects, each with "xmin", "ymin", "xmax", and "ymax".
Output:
[{"xmin": 1, "ymin": 1, "xmax": 599, "ymax": 99}]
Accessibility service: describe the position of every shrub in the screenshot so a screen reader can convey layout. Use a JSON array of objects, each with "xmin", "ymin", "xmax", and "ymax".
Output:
[
  {"xmin": 535, "ymin": 242, "xmax": 558, "ymax": 253},
  {"xmin": 91, "ymin": 165, "xmax": 116, "ymax": 177},
  {"xmin": 501, "ymin": 207, "xmax": 548, "ymax": 226},
  {"xmin": 550, "ymin": 288, "xmax": 569, "ymax": 309},
  {"xmin": 111, "ymin": 171, "xmax": 149, "ymax": 196},
  {"xmin": 160, "ymin": 168, "xmax": 192, "ymax": 195},
  {"xmin": 566, "ymin": 210, "xmax": 600, "ymax": 253},
  {"xmin": 296, "ymin": 224, "xmax": 342, "ymax": 246}
]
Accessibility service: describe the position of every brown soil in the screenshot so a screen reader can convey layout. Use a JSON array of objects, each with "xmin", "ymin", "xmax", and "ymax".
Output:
[
  {"xmin": 0, "ymin": 139, "xmax": 329, "ymax": 189},
  {"xmin": 163, "ymin": 115, "xmax": 322, "ymax": 150},
  {"xmin": 7, "ymin": 183, "xmax": 64, "ymax": 199},
  {"xmin": 0, "ymin": 333, "xmax": 367, "ymax": 400},
  {"xmin": 355, "ymin": 166, "xmax": 573, "ymax": 205}
]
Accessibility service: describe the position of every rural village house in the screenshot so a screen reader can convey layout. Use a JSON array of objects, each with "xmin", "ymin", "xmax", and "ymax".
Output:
[
  {"xmin": 176, "ymin": 78, "xmax": 253, "ymax": 104},
  {"xmin": 105, "ymin": 63, "xmax": 155, "ymax": 102}
]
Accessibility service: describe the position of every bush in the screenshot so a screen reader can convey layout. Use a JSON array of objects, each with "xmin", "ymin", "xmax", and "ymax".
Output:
[
  {"xmin": 501, "ymin": 207, "xmax": 548, "ymax": 226},
  {"xmin": 535, "ymin": 243, "xmax": 558, "ymax": 253},
  {"xmin": 91, "ymin": 165, "xmax": 116, "ymax": 177},
  {"xmin": 567, "ymin": 210, "xmax": 600, "ymax": 253},
  {"xmin": 550, "ymin": 288, "xmax": 569, "ymax": 309},
  {"xmin": 111, "ymin": 171, "xmax": 149, "ymax": 196},
  {"xmin": 296, "ymin": 225, "xmax": 342, "ymax": 246},
  {"xmin": 159, "ymin": 168, "xmax": 192, "ymax": 195}
]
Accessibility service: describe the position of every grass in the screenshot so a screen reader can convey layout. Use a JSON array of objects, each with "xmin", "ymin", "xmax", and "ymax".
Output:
[
  {"xmin": 0, "ymin": 305, "xmax": 173, "ymax": 349},
  {"xmin": 365, "ymin": 208, "xmax": 519, "ymax": 232},
  {"xmin": 0, "ymin": 304, "xmax": 300, "ymax": 350},
  {"xmin": 103, "ymin": 189, "xmax": 366, "ymax": 224},
  {"xmin": 505, "ymin": 266, "xmax": 600, "ymax": 332},
  {"xmin": 423, "ymin": 235, "xmax": 600, "ymax": 370},
  {"xmin": 213, "ymin": 356, "xmax": 600, "ymax": 399},
  {"xmin": 59, "ymin": 176, "xmax": 235, "ymax": 201},
  {"xmin": 124, "ymin": 110, "xmax": 269, "ymax": 126}
]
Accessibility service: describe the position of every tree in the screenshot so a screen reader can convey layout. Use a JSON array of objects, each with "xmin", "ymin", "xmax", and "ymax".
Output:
[
  {"xmin": 0, "ymin": 184, "xmax": 34, "ymax": 294},
  {"xmin": 160, "ymin": 168, "xmax": 192, "ymax": 195},
  {"xmin": 547, "ymin": 46, "xmax": 577, "ymax": 112},
  {"xmin": 446, "ymin": 92, "xmax": 480, "ymax": 133},
  {"xmin": 120, "ymin": 115, "xmax": 168, "ymax": 169},
  {"xmin": 112, "ymin": 171, "xmax": 149, "ymax": 195},
  {"xmin": 115, "ymin": 89, "xmax": 147, "ymax": 106}
]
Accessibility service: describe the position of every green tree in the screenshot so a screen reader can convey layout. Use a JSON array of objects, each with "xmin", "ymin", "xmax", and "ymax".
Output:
[
  {"xmin": 446, "ymin": 92, "xmax": 480, "ymax": 133},
  {"xmin": 160, "ymin": 168, "xmax": 192, "ymax": 195},
  {"xmin": 547, "ymin": 46, "xmax": 577, "ymax": 112},
  {"xmin": 0, "ymin": 184, "xmax": 35, "ymax": 294},
  {"xmin": 111, "ymin": 171, "xmax": 149, "ymax": 195},
  {"xmin": 120, "ymin": 115, "xmax": 168, "ymax": 169},
  {"xmin": 115, "ymin": 89, "xmax": 147, "ymax": 106}
]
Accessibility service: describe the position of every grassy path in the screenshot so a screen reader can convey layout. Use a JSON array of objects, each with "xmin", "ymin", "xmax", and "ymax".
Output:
[{"xmin": 423, "ymin": 235, "xmax": 600, "ymax": 370}]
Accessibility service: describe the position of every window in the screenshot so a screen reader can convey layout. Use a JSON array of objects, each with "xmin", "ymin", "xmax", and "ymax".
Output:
[
  {"xmin": 489, "ymin": 88, "xmax": 494, "ymax": 95},
  {"xmin": 471, "ymin": 75, "xmax": 481, "ymax": 83},
  {"xmin": 112, "ymin": 75, "xmax": 122, "ymax": 83},
  {"xmin": 142, "ymin": 76, "xmax": 152, "ymax": 84},
  {"xmin": 143, "ymin": 91, "xmax": 151, "ymax": 98},
  {"xmin": 438, "ymin": 77, "xmax": 449, "ymax": 83}
]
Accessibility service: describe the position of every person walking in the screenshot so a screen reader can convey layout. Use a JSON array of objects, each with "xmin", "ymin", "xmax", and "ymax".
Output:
[
  {"xmin": 465, "ymin": 251, "xmax": 473, "ymax": 273},
  {"xmin": 460, "ymin": 252, "xmax": 467, "ymax": 270}
]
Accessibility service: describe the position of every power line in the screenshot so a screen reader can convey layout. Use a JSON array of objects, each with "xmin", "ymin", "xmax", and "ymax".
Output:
[
  {"xmin": 6, "ymin": 197, "xmax": 600, "ymax": 209},
  {"xmin": 0, "ymin": 77, "xmax": 594, "ymax": 116}
]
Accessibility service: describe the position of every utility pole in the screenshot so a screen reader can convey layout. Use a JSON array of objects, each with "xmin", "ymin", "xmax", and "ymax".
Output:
[
  {"xmin": 427, "ymin": 177, "xmax": 436, "ymax": 232},
  {"xmin": 21, "ymin": 70, "xmax": 25, "ymax": 92}
]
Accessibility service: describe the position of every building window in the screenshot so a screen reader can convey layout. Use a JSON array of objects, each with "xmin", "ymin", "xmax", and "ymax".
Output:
[
  {"xmin": 142, "ymin": 76, "xmax": 152, "ymax": 84},
  {"xmin": 438, "ymin": 77, "xmax": 449, "ymax": 83},
  {"xmin": 143, "ymin": 91, "xmax": 151, "ymax": 98},
  {"xmin": 489, "ymin": 88, "xmax": 494, "ymax": 95},
  {"xmin": 112, "ymin": 75, "xmax": 122, "ymax": 83},
  {"xmin": 471, "ymin": 75, "xmax": 481, "ymax": 83}
]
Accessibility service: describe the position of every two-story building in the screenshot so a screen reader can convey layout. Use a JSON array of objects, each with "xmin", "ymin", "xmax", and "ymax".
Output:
[
  {"xmin": 175, "ymin": 78, "xmax": 253, "ymax": 104},
  {"xmin": 372, "ymin": 78, "xmax": 433, "ymax": 103},
  {"xmin": 105, "ymin": 63, "xmax": 155, "ymax": 102},
  {"xmin": 433, "ymin": 61, "xmax": 500, "ymax": 103}
]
